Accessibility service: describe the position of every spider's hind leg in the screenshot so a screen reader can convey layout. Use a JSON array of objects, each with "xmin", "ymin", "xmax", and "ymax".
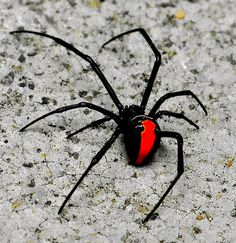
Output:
[
  {"xmin": 58, "ymin": 127, "xmax": 120, "ymax": 214},
  {"xmin": 143, "ymin": 131, "xmax": 184, "ymax": 223}
]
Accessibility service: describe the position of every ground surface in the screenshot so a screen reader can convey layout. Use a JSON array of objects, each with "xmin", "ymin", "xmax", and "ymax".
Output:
[{"xmin": 0, "ymin": 0, "xmax": 235, "ymax": 242}]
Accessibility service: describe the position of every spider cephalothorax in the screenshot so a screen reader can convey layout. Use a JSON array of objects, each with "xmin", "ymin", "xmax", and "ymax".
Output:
[
  {"xmin": 119, "ymin": 105, "xmax": 143, "ymax": 128},
  {"xmin": 11, "ymin": 28, "xmax": 207, "ymax": 223}
]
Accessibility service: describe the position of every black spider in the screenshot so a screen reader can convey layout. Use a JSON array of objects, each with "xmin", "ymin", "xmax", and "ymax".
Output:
[{"xmin": 10, "ymin": 28, "xmax": 207, "ymax": 223}]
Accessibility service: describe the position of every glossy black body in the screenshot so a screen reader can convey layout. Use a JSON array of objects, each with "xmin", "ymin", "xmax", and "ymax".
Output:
[{"xmin": 123, "ymin": 115, "xmax": 161, "ymax": 166}]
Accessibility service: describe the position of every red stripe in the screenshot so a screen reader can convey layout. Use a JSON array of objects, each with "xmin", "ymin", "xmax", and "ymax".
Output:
[{"xmin": 136, "ymin": 120, "xmax": 156, "ymax": 165}]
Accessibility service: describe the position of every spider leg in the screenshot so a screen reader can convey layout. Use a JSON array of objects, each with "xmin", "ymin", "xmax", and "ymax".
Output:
[
  {"xmin": 149, "ymin": 90, "xmax": 208, "ymax": 116},
  {"xmin": 153, "ymin": 110, "xmax": 199, "ymax": 129},
  {"xmin": 143, "ymin": 131, "xmax": 184, "ymax": 223},
  {"xmin": 67, "ymin": 116, "xmax": 112, "ymax": 139},
  {"xmin": 10, "ymin": 30, "xmax": 123, "ymax": 111},
  {"xmin": 58, "ymin": 127, "xmax": 120, "ymax": 214},
  {"xmin": 102, "ymin": 28, "xmax": 161, "ymax": 112},
  {"xmin": 20, "ymin": 102, "xmax": 119, "ymax": 132}
]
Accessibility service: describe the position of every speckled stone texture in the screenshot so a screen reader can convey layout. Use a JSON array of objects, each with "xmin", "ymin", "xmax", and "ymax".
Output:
[{"xmin": 0, "ymin": 0, "xmax": 235, "ymax": 242}]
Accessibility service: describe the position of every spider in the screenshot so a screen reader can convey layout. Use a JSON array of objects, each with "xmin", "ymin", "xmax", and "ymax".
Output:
[{"xmin": 10, "ymin": 28, "xmax": 207, "ymax": 223}]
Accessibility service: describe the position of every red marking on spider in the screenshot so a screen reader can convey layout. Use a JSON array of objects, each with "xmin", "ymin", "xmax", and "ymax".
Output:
[{"xmin": 136, "ymin": 120, "xmax": 156, "ymax": 165}]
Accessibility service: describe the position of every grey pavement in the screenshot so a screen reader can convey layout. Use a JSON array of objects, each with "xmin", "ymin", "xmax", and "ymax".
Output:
[{"xmin": 0, "ymin": 0, "xmax": 235, "ymax": 242}]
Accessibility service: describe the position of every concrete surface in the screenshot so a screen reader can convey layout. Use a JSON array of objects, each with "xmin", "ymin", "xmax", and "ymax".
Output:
[{"xmin": 0, "ymin": 0, "xmax": 235, "ymax": 242}]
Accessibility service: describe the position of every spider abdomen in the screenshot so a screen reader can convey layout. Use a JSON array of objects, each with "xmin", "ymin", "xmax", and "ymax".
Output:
[{"xmin": 124, "ymin": 116, "xmax": 160, "ymax": 166}]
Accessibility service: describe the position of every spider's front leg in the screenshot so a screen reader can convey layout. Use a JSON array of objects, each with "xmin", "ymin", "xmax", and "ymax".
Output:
[
  {"xmin": 10, "ymin": 30, "xmax": 124, "ymax": 111},
  {"xmin": 143, "ymin": 131, "xmax": 184, "ymax": 223},
  {"xmin": 102, "ymin": 28, "xmax": 161, "ymax": 112}
]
